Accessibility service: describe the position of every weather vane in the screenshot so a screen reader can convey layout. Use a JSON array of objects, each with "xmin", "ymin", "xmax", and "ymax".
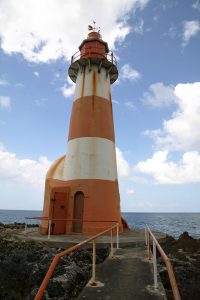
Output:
[{"xmin": 88, "ymin": 21, "xmax": 100, "ymax": 33}]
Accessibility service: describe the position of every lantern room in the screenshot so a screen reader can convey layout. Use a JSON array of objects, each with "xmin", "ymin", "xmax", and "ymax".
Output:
[{"xmin": 79, "ymin": 31, "xmax": 109, "ymax": 59}]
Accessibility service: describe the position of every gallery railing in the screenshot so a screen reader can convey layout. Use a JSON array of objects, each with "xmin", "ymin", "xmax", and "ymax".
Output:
[{"xmin": 71, "ymin": 47, "xmax": 117, "ymax": 65}]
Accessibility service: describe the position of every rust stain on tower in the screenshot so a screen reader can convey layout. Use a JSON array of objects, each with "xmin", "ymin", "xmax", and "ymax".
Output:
[
  {"xmin": 40, "ymin": 26, "xmax": 128, "ymax": 235},
  {"xmin": 81, "ymin": 67, "xmax": 85, "ymax": 98}
]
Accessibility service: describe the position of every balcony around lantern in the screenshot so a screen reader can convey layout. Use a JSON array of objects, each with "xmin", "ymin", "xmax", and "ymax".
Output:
[
  {"xmin": 71, "ymin": 47, "xmax": 117, "ymax": 65},
  {"xmin": 68, "ymin": 46, "xmax": 118, "ymax": 84}
]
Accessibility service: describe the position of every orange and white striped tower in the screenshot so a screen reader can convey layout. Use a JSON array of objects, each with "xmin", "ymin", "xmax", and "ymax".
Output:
[{"xmin": 40, "ymin": 26, "xmax": 126, "ymax": 235}]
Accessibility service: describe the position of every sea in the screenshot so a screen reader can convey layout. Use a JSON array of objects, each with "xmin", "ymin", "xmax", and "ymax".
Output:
[{"xmin": 0, "ymin": 210, "xmax": 199, "ymax": 239}]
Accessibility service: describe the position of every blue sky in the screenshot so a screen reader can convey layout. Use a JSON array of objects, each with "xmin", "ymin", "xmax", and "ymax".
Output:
[{"xmin": 0, "ymin": 0, "xmax": 200, "ymax": 212}]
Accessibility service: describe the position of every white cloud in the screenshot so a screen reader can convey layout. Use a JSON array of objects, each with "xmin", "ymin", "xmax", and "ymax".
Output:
[
  {"xmin": 115, "ymin": 148, "xmax": 149, "ymax": 185},
  {"xmin": 0, "ymin": 79, "xmax": 9, "ymax": 86},
  {"xmin": 107, "ymin": 21, "xmax": 131, "ymax": 47},
  {"xmin": 35, "ymin": 97, "xmax": 48, "ymax": 106},
  {"xmin": 0, "ymin": 0, "xmax": 149, "ymax": 63},
  {"xmin": 168, "ymin": 26, "xmax": 176, "ymax": 39},
  {"xmin": 137, "ymin": 81, "xmax": 200, "ymax": 185},
  {"xmin": 61, "ymin": 76, "xmax": 75, "ymax": 98},
  {"xmin": 120, "ymin": 64, "xmax": 141, "ymax": 81},
  {"xmin": 0, "ymin": 96, "xmax": 11, "ymax": 110},
  {"xmin": 129, "ymin": 175, "xmax": 149, "ymax": 184},
  {"xmin": 145, "ymin": 82, "xmax": 200, "ymax": 151},
  {"xmin": 182, "ymin": 20, "xmax": 200, "ymax": 46},
  {"xmin": 0, "ymin": 144, "xmax": 6, "ymax": 151},
  {"xmin": 133, "ymin": 18, "xmax": 144, "ymax": 34},
  {"xmin": 146, "ymin": 27, "xmax": 152, "ymax": 32},
  {"xmin": 34, "ymin": 71, "xmax": 39, "ymax": 77},
  {"xmin": 112, "ymin": 99, "xmax": 120, "ymax": 105},
  {"xmin": 153, "ymin": 15, "xmax": 159, "ymax": 22},
  {"xmin": 0, "ymin": 147, "xmax": 52, "ymax": 188},
  {"xmin": 14, "ymin": 83, "xmax": 24, "ymax": 88},
  {"xmin": 61, "ymin": 84, "xmax": 75, "ymax": 98},
  {"xmin": 192, "ymin": 1, "xmax": 200, "ymax": 11},
  {"xmin": 114, "ymin": 79, "xmax": 120, "ymax": 85},
  {"xmin": 143, "ymin": 82, "xmax": 177, "ymax": 107},
  {"xmin": 136, "ymin": 150, "xmax": 200, "ymax": 184},
  {"xmin": 116, "ymin": 147, "xmax": 132, "ymax": 177},
  {"xmin": 125, "ymin": 101, "xmax": 135, "ymax": 109},
  {"xmin": 164, "ymin": 25, "xmax": 176, "ymax": 39},
  {"xmin": 126, "ymin": 189, "xmax": 135, "ymax": 194}
]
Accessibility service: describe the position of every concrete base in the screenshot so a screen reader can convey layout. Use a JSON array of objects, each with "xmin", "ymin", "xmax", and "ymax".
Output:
[{"xmin": 13, "ymin": 228, "xmax": 166, "ymax": 249}]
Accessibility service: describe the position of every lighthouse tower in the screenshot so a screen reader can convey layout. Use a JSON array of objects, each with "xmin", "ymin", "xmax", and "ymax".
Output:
[{"xmin": 40, "ymin": 26, "xmax": 125, "ymax": 235}]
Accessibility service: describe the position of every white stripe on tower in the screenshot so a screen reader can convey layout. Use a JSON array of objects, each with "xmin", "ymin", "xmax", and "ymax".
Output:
[
  {"xmin": 74, "ymin": 65, "xmax": 111, "ymax": 101},
  {"xmin": 64, "ymin": 137, "xmax": 117, "ymax": 180}
]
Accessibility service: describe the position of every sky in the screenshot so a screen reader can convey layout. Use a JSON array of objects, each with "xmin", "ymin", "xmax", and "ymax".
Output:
[{"xmin": 0, "ymin": 0, "xmax": 200, "ymax": 212}]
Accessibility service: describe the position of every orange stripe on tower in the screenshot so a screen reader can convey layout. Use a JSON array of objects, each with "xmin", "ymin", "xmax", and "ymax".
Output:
[{"xmin": 68, "ymin": 96, "xmax": 115, "ymax": 142}]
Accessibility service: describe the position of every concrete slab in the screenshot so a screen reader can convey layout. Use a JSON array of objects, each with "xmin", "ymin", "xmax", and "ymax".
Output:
[
  {"xmin": 11, "ymin": 227, "xmax": 167, "ymax": 299},
  {"xmin": 77, "ymin": 247, "xmax": 167, "ymax": 300},
  {"xmin": 12, "ymin": 228, "xmax": 166, "ymax": 249}
]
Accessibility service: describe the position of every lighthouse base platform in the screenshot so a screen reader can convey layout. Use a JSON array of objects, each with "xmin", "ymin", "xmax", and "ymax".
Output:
[{"xmin": 12, "ymin": 227, "xmax": 166, "ymax": 249}]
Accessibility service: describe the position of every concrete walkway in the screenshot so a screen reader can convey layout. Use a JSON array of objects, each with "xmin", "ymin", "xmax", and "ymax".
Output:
[
  {"xmin": 78, "ymin": 247, "xmax": 167, "ymax": 300},
  {"xmin": 13, "ymin": 228, "xmax": 167, "ymax": 299}
]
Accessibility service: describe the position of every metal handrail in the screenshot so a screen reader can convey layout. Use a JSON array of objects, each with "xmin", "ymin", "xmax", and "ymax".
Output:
[
  {"xmin": 71, "ymin": 47, "xmax": 117, "ymax": 65},
  {"xmin": 34, "ymin": 223, "xmax": 119, "ymax": 300},
  {"xmin": 145, "ymin": 225, "xmax": 181, "ymax": 300},
  {"xmin": 25, "ymin": 216, "xmax": 118, "ymax": 222}
]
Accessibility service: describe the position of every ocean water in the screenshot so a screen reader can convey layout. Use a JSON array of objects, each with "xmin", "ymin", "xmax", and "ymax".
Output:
[
  {"xmin": 0, "ymin": 210, "xmax": 42, "ymax": 225},
  {"xmin": 0, "ymin": 210, "xmax": 199, "ymax": 239},
  {"xmin": 122, "ymin": 212, "xmax": 200, "ymax": 239}
]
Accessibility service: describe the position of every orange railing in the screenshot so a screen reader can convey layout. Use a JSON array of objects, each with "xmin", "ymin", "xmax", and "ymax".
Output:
[
  {"xmin": 34, "ymin": 223, "xmax": 119, "ymax": 300},
  {"xmin": 145, "ymin": 225, "xmax": 181, "ymax": 300}
]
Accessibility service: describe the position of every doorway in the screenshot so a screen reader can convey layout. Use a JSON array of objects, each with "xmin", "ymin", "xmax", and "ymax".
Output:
[
  {"xmin": 72, "ymin": 191, "xmax": 84, "ymax": 233},
  {"xmin": 51, "ymin": 192, "xmax": 67, "ymax": 234}
]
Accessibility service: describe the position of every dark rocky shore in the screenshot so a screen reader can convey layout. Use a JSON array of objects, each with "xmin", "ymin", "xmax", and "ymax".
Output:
[
  {"xmin": 0, "ymin": 223, "xmax": 108, "ymax": 300},
  {"xmin": 0, "ymin": 223, "xmax": 199, "ymax": 300},
  {"xmin": 158, "ymin": 232, "xmax": 200, "ymax": 300}
]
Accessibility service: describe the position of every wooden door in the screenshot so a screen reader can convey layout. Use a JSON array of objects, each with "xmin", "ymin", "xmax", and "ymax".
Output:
[
  {"xmin": 72, "ymin": 192, "xmax": 84, "ymax": 233},
  {"xmin": 52, "ymin": 192, "xmax": 67, "ymax": 234}
]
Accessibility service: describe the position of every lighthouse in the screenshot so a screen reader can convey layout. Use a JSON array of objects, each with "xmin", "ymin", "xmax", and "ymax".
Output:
[{"xmin": 40, "ymin": 25, "xmax": 126, "ymax": 235}]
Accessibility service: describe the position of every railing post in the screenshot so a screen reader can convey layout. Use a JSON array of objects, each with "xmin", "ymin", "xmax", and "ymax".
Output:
[
  {"xmin": 48, "ymin": 220, "xmax": 51, "ymax": 240},
  {"xmin": 145, "ymin": 225, "xmax": 147, "ymax": 245},
  {"xmin": 25, "ymin": 221, "xmax": 27, "ymax": 234},
  {"xmin": 110, "ymin": 228, "xmax": 114, "ymax": 257},
  {"xmin": 153, "ymin": 240, "xmax": 158, "ymax": 288},
  {"xmin": 91, "ymin": 239, "xmax": 96, "ymax": 284},
  {"xmin": 147, "ymin": 231, "xmax": 151, "ymax": 261},
  {"xmin": 116, "ymin": 223, "xmax": 119, "ymax": 249}
]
